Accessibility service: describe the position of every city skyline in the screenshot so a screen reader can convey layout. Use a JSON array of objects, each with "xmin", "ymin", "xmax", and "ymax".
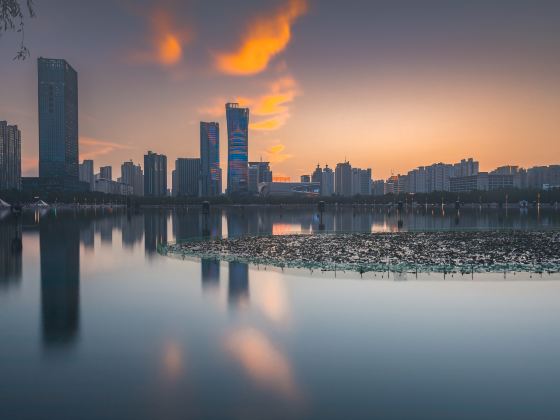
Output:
[{"xmin": 1, "ymin": 0, "xmax": 559, "ymax": 184}]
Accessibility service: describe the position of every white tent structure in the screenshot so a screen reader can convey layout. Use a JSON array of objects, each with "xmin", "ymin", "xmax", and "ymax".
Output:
[
  {"xmin": 32, "ymin": 200, "xmax": 50, "ymax": 208},
  {"xmin": 0, "ymin": 199, "xmax": 11, "ymax": 208}
]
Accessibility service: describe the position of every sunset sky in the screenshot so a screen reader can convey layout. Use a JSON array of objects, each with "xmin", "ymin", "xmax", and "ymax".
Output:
[{"xmin": 1, "ymin": 0, "xmax": 559, "ymax": 182}]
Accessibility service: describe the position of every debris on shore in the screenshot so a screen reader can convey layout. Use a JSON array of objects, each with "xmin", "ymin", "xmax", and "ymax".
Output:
[{"xmin": 163, "ymin": 231, "xmax": 560, "ymax": 274}]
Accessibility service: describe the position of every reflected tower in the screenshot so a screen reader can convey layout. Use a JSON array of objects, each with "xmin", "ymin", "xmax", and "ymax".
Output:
[
  {"xmin": 40, "ymin": 217, "xmax": 80, "ymax": 348},
  {"xmin": 0, "ymin": 214, "xmax": 22, "ymax": 290}
]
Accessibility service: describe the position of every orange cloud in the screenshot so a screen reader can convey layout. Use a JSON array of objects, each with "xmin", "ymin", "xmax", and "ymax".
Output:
[
  {"xmin": 214, "ymin": 0, "xmax": 308, "ymax": 75},
  {"xmin": 80, "ymin": 137, "xmax": 132, "ymax": 160},
  {"xmin": 225, "ymin": 328, "xmax": 300, "ymax": 399},
  {"xmin": 241, "ymin": 76, "xmax": 300, "ymax": 131},
  {"xmin": 266, "ymin": 143, "xmax": 293, "ymax": 163},
  {"xmin": 130, "ymin": 8, "xmax": 191, "ymax": 67}
]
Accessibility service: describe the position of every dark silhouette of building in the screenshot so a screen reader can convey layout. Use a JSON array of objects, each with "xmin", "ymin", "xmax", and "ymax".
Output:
[
  {"xmin": 38, "ymin": 58, "xmax": 79, "ymax": 182},
  {"xmin": 173, "ymin": 158, "xmax": 200, "ymax": 197},
  {"xmin": 144, "ymin": 151, "xmax": 167, "ymax": 197},
  {"xmin": 0, "ymin": 121, "xmax": 22, "ymax": 190},
  {"xmin": 99, "ymin": 166, "xmax": 112, "ymax": 181}
]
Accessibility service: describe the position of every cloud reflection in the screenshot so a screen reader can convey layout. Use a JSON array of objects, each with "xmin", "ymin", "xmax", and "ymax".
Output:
[{"xmin": 225, "ymin": 328, "xmax": 299, "ymax": 399}]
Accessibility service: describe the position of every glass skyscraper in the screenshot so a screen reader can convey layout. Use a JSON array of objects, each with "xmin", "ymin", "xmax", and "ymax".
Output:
[
  {"xmin": 0, "ymin": 121, "xmax": 22, "ymax": 190},
  {"xmin": 38, "ymin": 57, "xmax": 79, "ymax": 180},
  {"xmin": 144, "ymin": 151, "xmax": 167, "ymax": 197},
  {"xmin": 200, "ymin": 122, "xmax": 221, "ymax": 197},
  {"xmin": 226, "ymin": 103, "xmax": 249, "ymax": 194}
]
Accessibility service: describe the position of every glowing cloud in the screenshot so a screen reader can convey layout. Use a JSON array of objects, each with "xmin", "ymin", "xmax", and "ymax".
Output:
[
  {"xmin": 265, "ymin": 143, "xmax": 293, "ymax": 163},
  {"xmin": 225, "ymin": 328, "xmax": 300, "ymax": 399},
  {"xmin": 241, "ymin": 76, "xmax": 300, "ymax": 131},
  {"xmin": 80, "ymin": 137, "xmax": 132, "ymax": 160},
  {"xmin": 130, "ymin": 8, "xmax": 190, "ymax": 67},
  {"xmin": 214, "ymin": 0, "xmax": 308, "ymax": 75}
]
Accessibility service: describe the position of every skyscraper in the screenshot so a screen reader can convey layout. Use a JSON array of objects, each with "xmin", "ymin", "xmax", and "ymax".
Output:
[
  {"xmin": 226, "ymin": 103, "xmax": 249, "ymax": 194},
  {"xmin": 351, "ymin": 168, "xmax": 372, "ymax": 195},
  {"xmin": 0, "ymin": 121, "xmax": 22, "ymax": 190},
  {"xmin": 335, "ymin": 161, "xmax": 352, "ymax": 196},
  {"xmin": 173, "ymin": 158, "xmax": 201, "ymax": 197},
  {"xmin": 38, "ymin": 58, "xmax": 78, "ymax": 181},
  {"xmin": 200, "ymin": 122, "xmax": 221, "ymax": 197},
  {"xmin": 144, "ymin": 151, "xmax": 167, "ymax": 197},
  {"xmin": 321, "ymin": 165, "xmax": 334, "ymax": 196},
  {"xmin": 99, "ymin": 166, "xmax": 112, "ymax": 181},
  {"xmin": 78, "ymin": 159, "xmax": 94, "ymax": 191},
  {"xmin": 121, "ymin": 161, "xmax": 144, "ymax": 196}
]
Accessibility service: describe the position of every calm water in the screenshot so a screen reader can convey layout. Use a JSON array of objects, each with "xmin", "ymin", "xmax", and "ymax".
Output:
[{"xmin": 1, "ymin": 206, "xmax": 560, "ymax": 420}]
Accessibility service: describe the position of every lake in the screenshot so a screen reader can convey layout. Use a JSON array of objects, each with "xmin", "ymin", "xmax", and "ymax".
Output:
[{"xmin": 1, "ymin": 206, "xmax": 560, "ymax": 420}]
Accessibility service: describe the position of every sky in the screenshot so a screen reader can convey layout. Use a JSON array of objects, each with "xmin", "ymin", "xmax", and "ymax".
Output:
[{"xmin": 1, "ymin": 0, "xmax": 559, "ymax": 182}]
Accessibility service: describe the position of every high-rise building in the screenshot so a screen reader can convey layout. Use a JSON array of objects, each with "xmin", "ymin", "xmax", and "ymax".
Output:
[
  {"xmin": 121, "ymin": 161, "xmax": 144, "ymax": 196},
  {"xmin": 226, "ymin": 103, "xmax": 249, "ymax": 194},
  {"xmin": 144, "ymin": 151, "xmax": 167, "ymax": 197},
  {"xmin": 321, "ymin": 165, "xmax": 334, "ymax": 196},
  {"xmin": 335, "ymin": 161, "xmax": 352, "ymax": 196},
  {"xmin": 352, "ymin": 168, "xmax": 372, "ymax": 195},
  {"xmin": 78, "ymin": 159, "xmax": 94, "ymax": 191},
  {"xmin": 248, "ymin": 164, "xmax": 259, "ymax": 194},
  {"xmin": 99, "ymin": 166, "xmax": 112, "ymax": 181},
  {"xmin": 372, "ymin": 180, "xmax": 385, "ymax": 196},
  {"xmin": 452, "ymin": 158, "xmax": 479, "ymax": 178},
  {"xmin": 0, "ymin": 121, "xmax": 22, "ymax": 190},
  {"xmin": 173, "ymin": 158, "xmax": 200, "ymax": 197},
  {"xmin": 38, "ymin": 58, "xmax": 78, "ymax": 181},
  {"xmin": 200, "ymin": 122, "xmax": 221, "ymax": 197}
]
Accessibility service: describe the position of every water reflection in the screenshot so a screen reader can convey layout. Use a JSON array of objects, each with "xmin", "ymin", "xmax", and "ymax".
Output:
[
  {"xmin": 40, "ymin": 215, "xmax": 80, "ymax": 349},
  {"xmin": 145, "ymin": 210, "xmax": 168, "ymax": 256},
  {"xmin": 228, "ymin": 262, "xmax": 249, "ymax": 310},
  {"xmin": 0, "ymin": 212, "xmax": 22, "ymax": 291},
  {"xmin": 225, "ymin": 327, "xmax": 300, "ymax": 400},
  {"xmin": 1, "ymin": 206, "xmax": 560, "ymax": 418},
  {"xmin": 201, "ymin": 258, "xmax": 220, "ymax": 292}
]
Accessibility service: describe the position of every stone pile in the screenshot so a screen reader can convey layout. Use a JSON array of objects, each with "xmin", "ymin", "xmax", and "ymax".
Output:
[{"xmin": 164, "ymin": 231, "xmax": 560, "ymax": 274}]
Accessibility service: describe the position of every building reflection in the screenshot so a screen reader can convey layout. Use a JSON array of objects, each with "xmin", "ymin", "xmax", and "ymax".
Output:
[
  {"xmin": 40, "ymin": 216, "xmax": 80, "ymax": 349},
  {"xmin": 201, "ymin": 258, "xmax": 220, "ymax": 292},
  {"xmin": 122, "ymin": 212, "xmax": 144, "ymax": 249},
  {"xmin": 0, "ymin": 212, "xmax": 22, "ymax": 291},
  {"xmin": 144, "ymin": 211, "xmax": 168, "ymax": 256},
  {"xmin": 228, "ymin": 261, "xmax": 249, "ymax": 309}
]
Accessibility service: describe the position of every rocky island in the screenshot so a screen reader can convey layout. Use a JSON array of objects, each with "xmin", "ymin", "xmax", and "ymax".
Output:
[{"xmin": 163, "ymin": 231, "xmax": 560, "ymax": 274}]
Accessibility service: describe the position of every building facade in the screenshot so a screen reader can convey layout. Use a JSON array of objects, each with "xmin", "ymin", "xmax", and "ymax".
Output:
[
  {"xmin": 78, "ymin": 159, "xmax": 94, "ymax": 191},
  {"xmin": 38, "ymin": 58, "xmax": 78, "ymax": 181},
  {"xmin": 99, "ymin": 166, "xmax": 112, "ymax": 181},
  {"xmin": 121, "ymin": 161, "xmax": 144, "ymax": 196},
  {"xmin": 174, "ymin": 158, "xmax": 201, "ymax": 197},
  {"xmin": 351, "ymin": 168, "xmax": 372, "ymax": 196},
  {"xmin": 321, "ymin": 165, "xmax": 334, "ymax": 196},
  {"xmin": 0, "ymin": 121, "xmax": 22, "ymax": 190},
  {"xmin": 200, "ymin": 122, "xmax": 221, "ymax": 197},
  {"xmin": 144, "ymin": 151, "xmax": 167, "ymax": 197},
  {"xmin": 335, "ymin": 162, "xmax": 352, "ymax": 196},
  {"xmin": 226, "ymin": 103, "xmax": 249, "ymax": 194}
]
